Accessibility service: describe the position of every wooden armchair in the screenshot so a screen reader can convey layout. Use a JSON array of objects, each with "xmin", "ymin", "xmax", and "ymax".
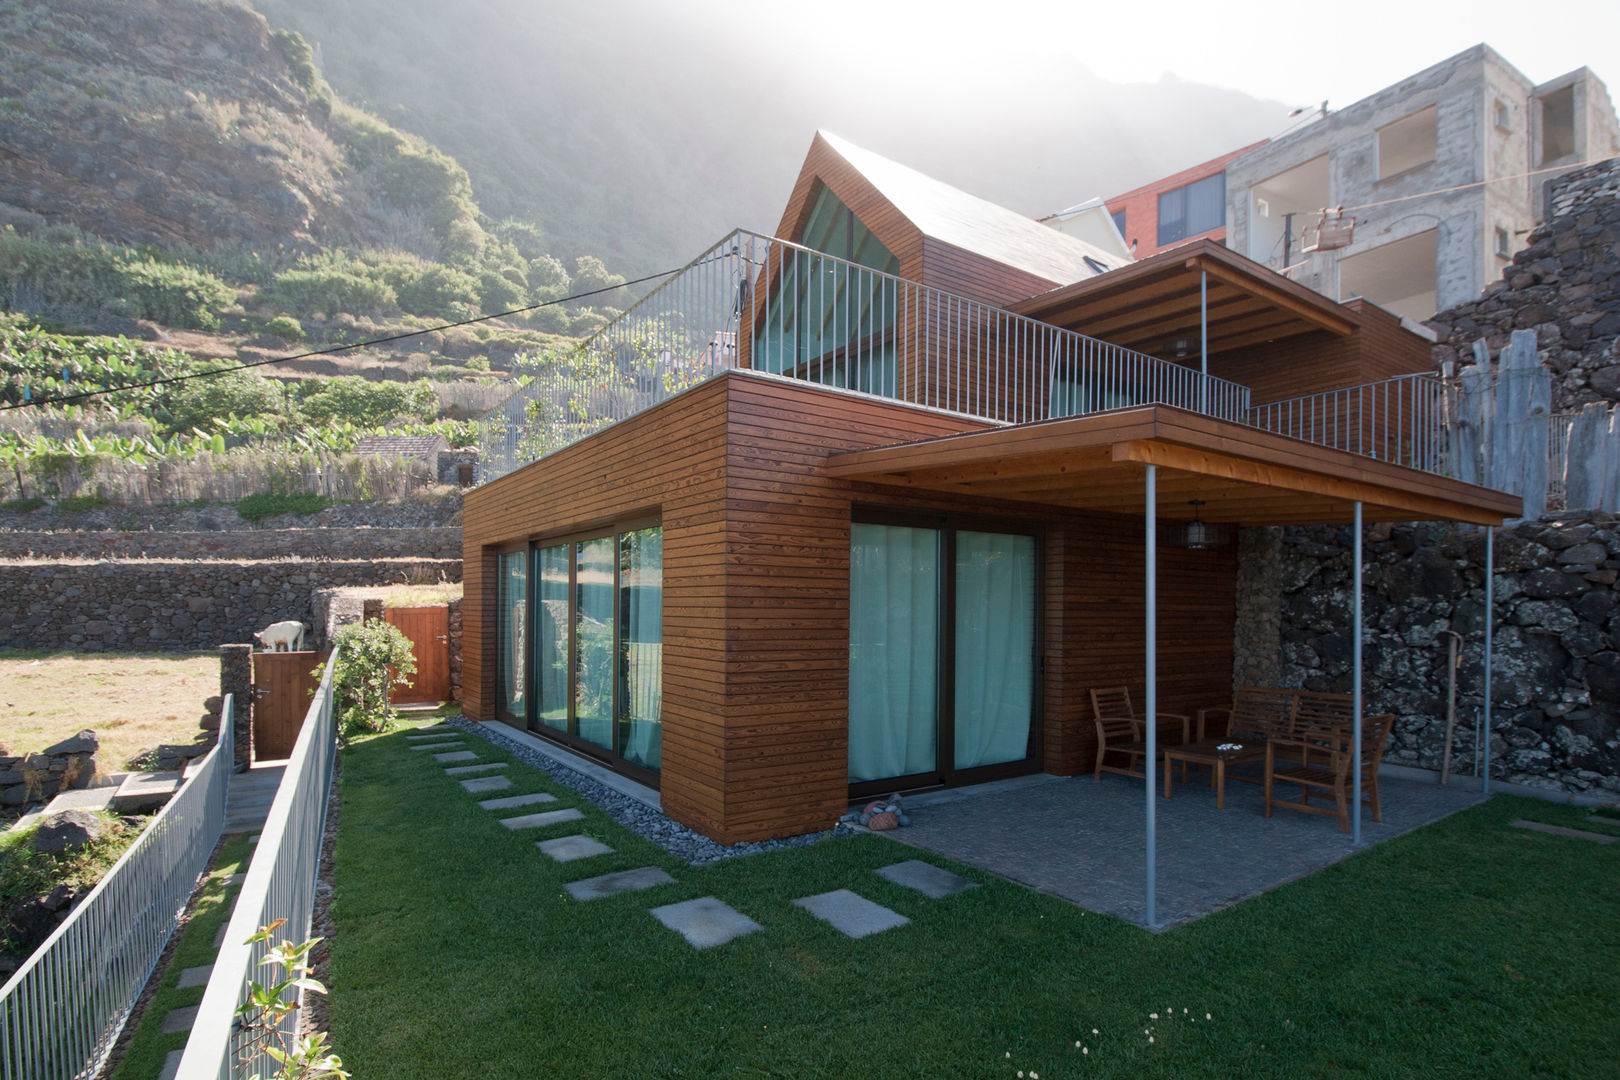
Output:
[
  {"xmin": 1090, "ymin": 686, "xmax": 1189, "ymax": 781},
  {"xmin": 1263, "ymin": 713, "xmax": 1394, "ymax": 832}
]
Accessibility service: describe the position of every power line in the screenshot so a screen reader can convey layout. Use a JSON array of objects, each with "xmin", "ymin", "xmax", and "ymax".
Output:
[
  {"xmin": 1, "ymin": 267, "xmax": 684, "ymax": 412},
  {"xmin": 1263, "ymin": 154, "xmax": 1619, "ymax": 221}
]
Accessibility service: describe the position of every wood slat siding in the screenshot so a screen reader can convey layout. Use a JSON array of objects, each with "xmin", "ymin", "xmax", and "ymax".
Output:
[
  {"xmin": 1212, "ymin": 300, "xmax": 1431, "ymax": 405},
  {"xmin": 467, "ymin": 371, "xmax": 1241, "ymax": 843}
]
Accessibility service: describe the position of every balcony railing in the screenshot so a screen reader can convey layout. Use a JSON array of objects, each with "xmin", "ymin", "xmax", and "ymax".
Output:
[
  {"xmin": 1245, "ymin": 373, "xmax": 1451, "ymax": 473},
  {"xmin": 479, "ymin": 230, "xmax": 1252, "ymax": 484}
]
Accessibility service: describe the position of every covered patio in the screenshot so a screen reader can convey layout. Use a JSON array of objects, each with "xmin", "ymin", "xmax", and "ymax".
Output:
[
  {"xmin": 891, "ymin": 769, "xmax": 1485, "ymax": 927},
  {"xmin": 827, "ymin": 403, "xmax": 1522, "ymax": 927}
]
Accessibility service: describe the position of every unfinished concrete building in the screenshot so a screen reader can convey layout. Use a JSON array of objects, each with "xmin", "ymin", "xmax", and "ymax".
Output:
[{"xmin": 1224, "ymin": 44, "xmax": 1619, "ymax": 321}]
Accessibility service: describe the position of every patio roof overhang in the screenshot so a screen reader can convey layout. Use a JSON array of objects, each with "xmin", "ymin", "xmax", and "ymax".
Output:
[
  {"xmin": 1008, "ymin": 238, "xmax": 1356, "ymax": 358},
  {"xmin": 823, "ymin": 405, "xmax": 1522, "ymax": 527}
]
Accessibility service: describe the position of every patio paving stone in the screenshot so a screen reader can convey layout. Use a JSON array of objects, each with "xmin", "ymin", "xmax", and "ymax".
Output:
[
  {"xmin": 499, "ymin": 808, "xmax": 585, "ymax": 830},
  {"xmin": 564, "ymin": 866, "xmax": 676, "ymax": 901},
  {"xmin": 537, "ymin": 835, "xmax": 615, "ymax": 862},
  {"xmin": 460, "ymin": 776, "xmax": 513, "ymax": 793},
  {"xmin": 160, "ymin": 1005, "xmax": 198, "ymax": 1034},
  {"xmin": 1511, "ymin": 819, "xmax": 1616, "ymax": 843},
  {"xmin": 445, "ymin": 762, "xmax": 506, "ymax": 776},
  {"xmin": 649, "ymin": 896, "xmax": 763, "ymax": 949},
  {"xmin": 889, "ymin": 769, "xmax": 1487, "ymax": 927},
  {"xmin": 479, "ymin": 792, "xmax": 559, "ymax": 810},
  {"xmin": 792, "ymin": 889, "xmax": 909, "ymax": 938},
  {"xmin": 409, "ymin": 741, "xmax": 462, "ymax": 752},
  {"xmin": 434, "ymin": 750, "xmax": 478, "ymax": 763},
  {"xmin": 875, "ymin": 860, "xmax": 979, "ymax": 899},
  {"xmin": 177, "ymin": 964, "xmax": 213, "ymax": 988}
]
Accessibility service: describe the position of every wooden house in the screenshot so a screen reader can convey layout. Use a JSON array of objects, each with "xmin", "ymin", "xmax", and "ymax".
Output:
[{"xmin": 461, "ymin": 132, "xmax": 1519, "ymax": 844}]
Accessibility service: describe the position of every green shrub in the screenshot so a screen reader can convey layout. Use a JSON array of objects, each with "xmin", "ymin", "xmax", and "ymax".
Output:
[
  {"xmin": 388, "ymin": 264, "xmax": 480, "ymax": 321},
  {"xmin": 322, "ymin": 620, "xmax": 417, "ymax": 743},
  {"xmin": 166, "ymin": 370, "xmax": 286, "ymax": 431},
  {"xmin": 236, "ymin": 492, "xmax": 332, "ymax": 524},
  {"xmin": 56, "ymin": 493, "xmax": 110, "ymax": 512},
  {"xmin": 261, "ymin": 315, "xmax": 305, "ymax": 341},
  {"xmin": 295, "ymin": 376, "xmax": 438, "ymax": 426},
  {"xmin": 0, "ymin": 228, "xmax": 233, "ymax": 330},
  {"xmin": 270, "ymin": 29, "xmax": 322, "ymax": 95},
  {"xmin": 0, "ymin": 496, "xmax": 44, "ymax": 513},
  {"xmin": 334, "ymin": 105, "xmax": 486, "ymax": 259},
  {"xmin": 262, "ymin": 268, "xmax": 397, "ymax": 319}
]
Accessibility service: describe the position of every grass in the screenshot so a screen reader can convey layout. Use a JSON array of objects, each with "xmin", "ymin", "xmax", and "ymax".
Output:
[
  {"xmin": 0, "ymin": 650, "xmax": 216, "ymax": 769},
  {"xmin": 0, "ymin": 812, "xmax": 137, "ymax": 953},
  {"xmin": 108, "ymin": 834, "xmax": 255, "ymax": 1080},
  {"xmin": 327, "ymin": 722, "xmax": 1620, "ymax": 1079},
  {"xmin": 235, "ymin": 491, "xmax": 334, "ymax": 524}
]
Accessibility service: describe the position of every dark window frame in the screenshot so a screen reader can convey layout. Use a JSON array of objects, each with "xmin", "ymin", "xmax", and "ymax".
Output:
[{"xmin": 1157, "ymin": 173, "xmax": 1226, "ymax": 247}]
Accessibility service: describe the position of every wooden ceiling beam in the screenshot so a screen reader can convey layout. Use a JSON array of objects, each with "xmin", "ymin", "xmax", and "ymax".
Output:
[{"xmin": 1190, "ymin": 256, "xmax": 1355, "ymax": 336}]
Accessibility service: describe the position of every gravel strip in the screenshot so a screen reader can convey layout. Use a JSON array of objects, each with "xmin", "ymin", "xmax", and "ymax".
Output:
[{"xmin": 448, "ymin": 718, "xmax": 854, "ymax": 865}]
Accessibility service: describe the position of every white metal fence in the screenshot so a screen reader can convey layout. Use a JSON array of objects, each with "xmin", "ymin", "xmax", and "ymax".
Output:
[
  {"xmin": 176, "ymin": 652, "xmax": 338, "ymax": 1080},
  {"xmin": 0, "ymin": 696, "xmax": 235, "ymax": 1080},
  {"xmin": 479, "ymin": 230, "xmax": 1252, "ymax": 483},
  {"xmin": 1246, "ymin": 372, "xmax": 1451, "ymax": 473}
]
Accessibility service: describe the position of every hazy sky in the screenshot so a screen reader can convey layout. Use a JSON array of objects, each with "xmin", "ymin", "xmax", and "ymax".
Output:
[{"xmin": 712, "ymin": 0, "xmax": 1617, "ymax": 124}]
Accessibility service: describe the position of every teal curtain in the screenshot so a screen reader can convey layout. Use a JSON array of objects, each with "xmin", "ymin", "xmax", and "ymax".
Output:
[
  {"xmin": 536, "ymin": 544, "xmax": 570, "ymax": 731},
  {"xmin": 619, "ymin": 527, "xmax": 662, "ymax": 771},
  {"xmin": 848, "ymin": 523, "xmax": 939, "ymax": 782},
  {"xmin": 575, "ymin": 537, "xmax": 615, "ymax": 750},
  {"xmin": 953, "ymin": 531, "xmax": 1036, "ymax": 770},
  {"xmin": 497, "ymin": 551, "xmax": 527, "ymax": 717}
]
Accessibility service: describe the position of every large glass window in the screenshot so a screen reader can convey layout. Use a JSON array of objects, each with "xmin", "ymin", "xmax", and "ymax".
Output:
[
  {"xmin": 574, "ymin": 537, "xmax": 617, "ymax": 751},
  {"xmin": 755, "ymin": 186, "xmax": 901, "ymax": 395},
  {"xmin": 849, "ymin": 524, "xmax": 940, "ymax": 783},
  {"xmin": 496, "ymin": 550, "xmax": 527, "ymax": 718},
  {"xmin": 619, "ymin": 527, "xmax": 663, "ymax": 770},
  {"xmin": 536, "ymin": 545, "xmax": 570, "ymax": 731},
  {"xmin": 1157, "ymin": 174, "xmax": 1225, "ymax": 246},
  {"xmin": 848, "ymin": 519, "xmax": 1038, "ymax": 789}
]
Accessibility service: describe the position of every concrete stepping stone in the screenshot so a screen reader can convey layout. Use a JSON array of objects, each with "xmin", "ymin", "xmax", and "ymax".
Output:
[
  {"xmin": 564, "ymin": 866, "xmax": 676, "ymax": 901},
  {"xmin": 792, "ymin": 889, "xmax": 909, "ymax": 939},
  {"xmin": 409, "ymin": 741, "xmax": 463, "ymax": 752},
  {"xmin": 223, "ymin": 873, "xmax": 246, "ymax": 887},
  {"xmin": 214, "ymin": 922, "xmax": 228, "ymax": 947},
  {"xmin": 499, "ymin": 808, "xmax": 585, "ymax": 830},
  {"xmin": 177, "ymin": 963, "xmax": 213, "ymax": 988},
  {"xmin": 460, "ymin": 776, "xmax": 513, "ymax": 794},
  {"xmin": 407, "ymin": 727, "xmax": 455, "ymax": 738},
  {"xmin": 649, "ymin": 896, "xmax": 763, "ymax": 949},
  {"xmin": 479, "ymin": 792, "xmax": 558, "ymax": 811},
  {"xmin": 434, "ymin": 750, "xmax": 478, "ymax": 764},
  {"xmin": 875, "ymin": 860, "xmax": 980, "ymax": 899},
  {"xmin": 445, "ymin": 762, "xmax": 507, "ymax": 776},
  {"xmin": 111, "ymin": 770, "xmax": 183, "ymax": 813},
  {"xmin": 158, "ymin": 1048, "xmax": 185, "ymax": 1080},
  {"xmin": 1511, "ymin": 819, "xmax": 1616, "ymax": 844},
  {"xmin": 160, "ymin": 1005, "xmax": 198, "ymax": 1034},
  {"xmin": 537, "ymin": 834, "xmax": 614, "ymax": 862}
]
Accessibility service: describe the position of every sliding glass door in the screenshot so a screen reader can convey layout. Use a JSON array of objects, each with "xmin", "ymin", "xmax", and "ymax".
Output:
[
  {"xmin": 493, "ymin": 522, "xmax": 662, "ymax": 785},
  {"xmin": 848, "ymin": 516, "xmax": 1039, "ymax": 793}
]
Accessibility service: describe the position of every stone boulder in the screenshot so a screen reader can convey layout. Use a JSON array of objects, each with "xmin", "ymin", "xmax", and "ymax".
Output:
[
  {"xmin": 32, "ymin": 809, "xmax": 108, "ymax": 854},
  {"xmin": 42, "ymin": 729, "xmax": 98, "ymax": 756}
]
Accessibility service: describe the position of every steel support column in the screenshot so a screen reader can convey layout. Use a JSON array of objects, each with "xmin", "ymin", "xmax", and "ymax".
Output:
[
  {"xmin": 1199, "ymin": 271, "xmax": 1209, "ymax": 414},
  {"xmin": 1145, "ymin": 464, "xmax": 1158, "ymax": 928},
  {"xmin": 1484, "ymin": 526, "xmax": 1495, "ymax": 795}
]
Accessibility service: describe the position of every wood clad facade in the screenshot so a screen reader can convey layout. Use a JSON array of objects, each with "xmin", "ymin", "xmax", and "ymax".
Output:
[{"xmin": 465, "ymin": 372, "xmax": 1241, "ymax": 842}]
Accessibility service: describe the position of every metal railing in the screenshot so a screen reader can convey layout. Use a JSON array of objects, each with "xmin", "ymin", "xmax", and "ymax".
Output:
[
  {"xmin": 479, "ymin": 229, "xmax": 1251, "ymax": 483},
  {"xmin": 1548, "ymin": 411, "xmax": 1576, "ymax": 509},
  {"xmin": 0, "ymin": 696, "xmax": 235, "ymax": 1080},
  {"xmin": 1246, "ymin": 373, "xmax": 1452, "ymax": 474},
  {"xmin": 177, "ymin": 654, "xmax": 338, "ymax": 1080}
]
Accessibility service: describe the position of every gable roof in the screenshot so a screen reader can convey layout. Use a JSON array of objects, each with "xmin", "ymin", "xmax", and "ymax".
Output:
[{"xmin": 815, "ymin": 131, "xmax": 1128, "ymax": 288}]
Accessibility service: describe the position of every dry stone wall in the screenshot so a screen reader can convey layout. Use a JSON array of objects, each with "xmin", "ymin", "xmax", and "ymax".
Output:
[
  {"xmin": 1233, "ymin": 514, "xmax": 1620, "ymax": 797},
  {"xmin": 0, "ymin": 558, "xmax": 460, "ymax": 652},
  {"xmin": 0, "ymin": 527, "xmax": 461, "ymax": 561}
]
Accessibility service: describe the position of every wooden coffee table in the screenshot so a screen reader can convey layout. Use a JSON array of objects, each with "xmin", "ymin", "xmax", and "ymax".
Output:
[{"xmin": 1162, "ymin": 738, "xmax": 1267, "ymax": 809}]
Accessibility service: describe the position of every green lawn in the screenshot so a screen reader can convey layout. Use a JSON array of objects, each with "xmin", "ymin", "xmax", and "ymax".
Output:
[{"xmin": 328, "ymin": 723, "xmax": 1620, "ymax": 1079}]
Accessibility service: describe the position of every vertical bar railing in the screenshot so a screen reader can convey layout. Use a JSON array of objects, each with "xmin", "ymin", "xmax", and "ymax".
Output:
[
  {"xmin": 1245, "ymin": 374, "xmax": 1453, "ymax": 475},
  {"xmin": 176, "ymin": 654, "xmax": 339, "ymax": 1080},
  {"xmin": 0, "ymin": 696, "xmax": 235, "ymax": 1080},
  {"xmin": 477, "ymin": 229, "xmax": 1251, "ymax": 484}
]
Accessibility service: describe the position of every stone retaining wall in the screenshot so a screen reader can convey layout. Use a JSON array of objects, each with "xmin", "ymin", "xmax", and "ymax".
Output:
[
  {"xmin": 0, "ymin": 527, "xmax": 462, "ymax": 561},
  {"xmin": 0, "ymin": 730, "xmax": 99, "ymax": 807},
  {"xmin": 0, "ymin": 558, "xmax": 461, "ymax": 652},
  {"xmin": 1232, "ymin": 513, "xmax": 1620, "ymax": 797},
  {"xmin": 0, "ymin": 493, "xmax": 461, "ymax": 533}
]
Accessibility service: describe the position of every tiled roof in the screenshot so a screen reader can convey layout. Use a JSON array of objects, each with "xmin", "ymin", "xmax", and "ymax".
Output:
[{"xmin": 351, "ymin": 435, "xmax": 447, "ymax": 460}]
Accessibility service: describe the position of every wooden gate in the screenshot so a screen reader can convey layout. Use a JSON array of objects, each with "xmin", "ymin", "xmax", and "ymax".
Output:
[
  {"xmin": 252, "ymin": 650, "xmax": 324, "ymax": 760},
  {"xmin": 386, "ymin": 606, "xmax": 450, "ymax": 703}
]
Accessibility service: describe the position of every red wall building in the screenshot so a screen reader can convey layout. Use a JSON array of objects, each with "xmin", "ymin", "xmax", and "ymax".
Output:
[{"xmin": 1105, "ymin": 141, "xmax": 1267, "ymax": 259}]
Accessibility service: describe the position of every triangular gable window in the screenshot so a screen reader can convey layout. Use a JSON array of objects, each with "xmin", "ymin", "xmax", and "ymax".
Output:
[{"xmin": 754, "ymin": 186, "xmax": 901, "ymax": 395}]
